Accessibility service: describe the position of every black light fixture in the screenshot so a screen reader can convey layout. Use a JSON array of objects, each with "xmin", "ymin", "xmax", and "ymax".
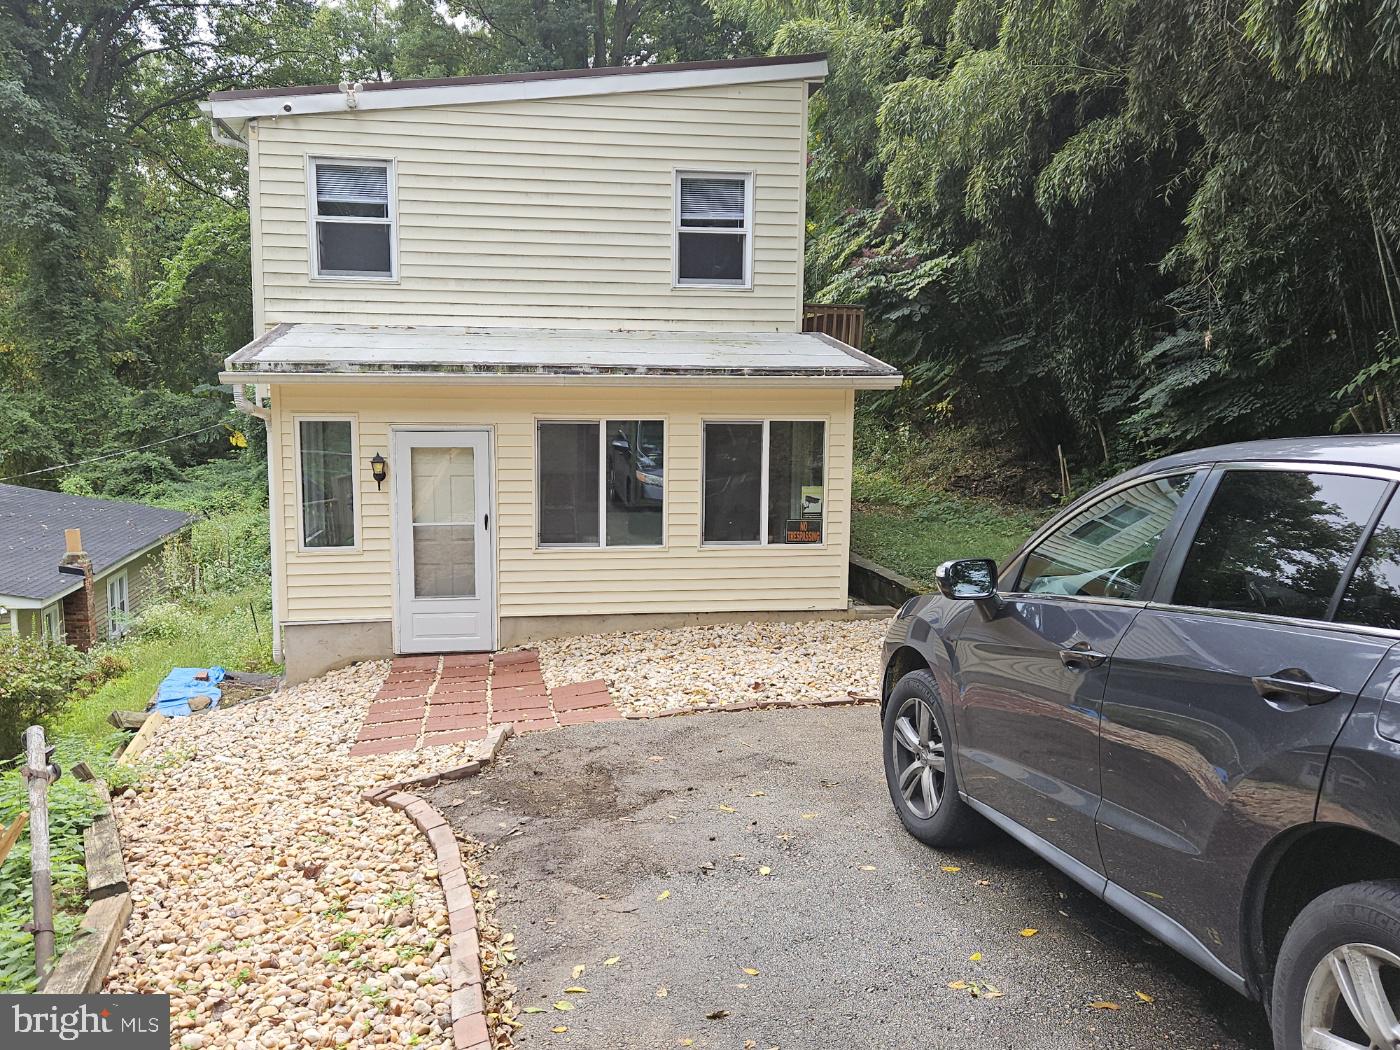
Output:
[{"xmin": 371, "ymin": 452, "xmax": 388, "ymax": 489}]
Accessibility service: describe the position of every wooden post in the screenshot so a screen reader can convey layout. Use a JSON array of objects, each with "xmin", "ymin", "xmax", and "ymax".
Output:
[{"xmin": 23, "ymin": 725, "xmax": 56, "ymax": 980}]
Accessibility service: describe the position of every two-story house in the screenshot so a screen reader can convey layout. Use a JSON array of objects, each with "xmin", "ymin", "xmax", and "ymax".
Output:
[{"xmin": 205, "ymin": 53, "xmax": 901, "ymax": 683}]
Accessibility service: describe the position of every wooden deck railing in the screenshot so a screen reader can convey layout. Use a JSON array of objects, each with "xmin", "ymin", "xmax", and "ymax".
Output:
[{"xmin": 802, "ymin": 304, "xmax": 865, "ymax": 350}]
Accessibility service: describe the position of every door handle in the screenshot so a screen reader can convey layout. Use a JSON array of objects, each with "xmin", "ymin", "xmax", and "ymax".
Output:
[
  {"xmin": 484, "ymin": 513, "xmax": 489, "ymax": 531},
  {"xmin": 1059, "ymin": 642, "xmax": 1108, "ymax": 669},
  {"xmin": 1251, "ymin": 672, "xmax": 1341, "ymax": 707}
]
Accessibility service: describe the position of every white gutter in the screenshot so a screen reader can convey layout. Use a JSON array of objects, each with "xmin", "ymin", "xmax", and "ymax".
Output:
[
  {"xmin": 208, "ymin": 58, "xmax": 829, "ymax": 129},
  {"xmin": 219, "ymin": 370, "xmax": 902, "ymax": 389}
]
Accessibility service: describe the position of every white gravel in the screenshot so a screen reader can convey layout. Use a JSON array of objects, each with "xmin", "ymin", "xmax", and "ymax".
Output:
[
  {"xmin": 106, "ymin": 661, "xmax": 489, "ymax": 1050},
  {"xmin": 536, "ymin": 616, "xmax": 891, "ymax": 715}
]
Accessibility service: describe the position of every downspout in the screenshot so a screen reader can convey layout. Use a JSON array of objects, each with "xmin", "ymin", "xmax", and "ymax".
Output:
[{"xmin": 229, "ymin": 382, "xmax": 281, "ymax": 662}]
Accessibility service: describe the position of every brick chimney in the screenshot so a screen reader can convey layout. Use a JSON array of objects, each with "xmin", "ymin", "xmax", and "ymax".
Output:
[{"xmin": 60, "ymin": 528, "xmax": 97, "ymax": 651}]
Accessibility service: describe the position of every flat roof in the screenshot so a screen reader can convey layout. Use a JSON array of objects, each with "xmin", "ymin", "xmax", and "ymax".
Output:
[
  {"xmin": 204, "ymin": 54, "xmax": 828, "ymax": 127},
  {"xmin": 221, "ymin": 323, "xmax": 902, "ymax": 389}
]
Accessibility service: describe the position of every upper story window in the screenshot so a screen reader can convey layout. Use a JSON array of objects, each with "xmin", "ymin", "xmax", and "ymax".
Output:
[
  {"xmin": 675, "ymin": 172, "xmax": 751, "ymax": 288},
  {"xmin": 310, "ymin": 159, "xmax": 395, "ymax": 279}
]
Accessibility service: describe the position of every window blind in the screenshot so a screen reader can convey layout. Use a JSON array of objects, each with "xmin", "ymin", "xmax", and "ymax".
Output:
[
  {"xmin": 679, "ymin": 177, "xmax": 745, "ymax": 224},
  {"xmin": 316, "ymin": 163, "xmax": 389, "ymax": 205}
]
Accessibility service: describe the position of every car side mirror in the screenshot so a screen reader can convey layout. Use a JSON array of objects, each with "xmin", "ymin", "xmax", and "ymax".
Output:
[{"xmin": 934, "ymin": 558, "xmax": 1004, "ymax": 618}]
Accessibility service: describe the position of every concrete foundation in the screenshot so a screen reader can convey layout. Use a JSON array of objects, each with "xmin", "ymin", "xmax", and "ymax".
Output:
[
  {"xmin": 282, "ymin": 604, "xmax": 896, "ymax": 685},
  {"xmin": 283, "ymin": 619, "xmax": 393, "ymax": 685}
]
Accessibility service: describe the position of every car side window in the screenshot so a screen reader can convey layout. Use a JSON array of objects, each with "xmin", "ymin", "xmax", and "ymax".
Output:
[
  {"xmin": 1017, "ymin": 474, "xmax": 1194, "ymax": 599},
  {"xmin": 1172, "ymin": 469, "xmax": 1386, "ymax": 620},
  {"xmin": 1336, "ymin": 491, "xmax": 1400, "ymax": 630}
]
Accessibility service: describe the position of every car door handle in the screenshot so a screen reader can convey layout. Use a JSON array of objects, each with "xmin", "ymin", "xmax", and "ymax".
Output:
[
  {"xmin": 1251, "ymin": 672, "xmax": 1342, "ymax": 706},
  {"xmin": 1059, "ymin": 642, "xmax": 1108, "ymax": 669}
]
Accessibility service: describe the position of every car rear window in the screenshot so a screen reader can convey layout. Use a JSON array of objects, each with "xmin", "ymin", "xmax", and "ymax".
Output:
[
  {"xmin": 1336, "ymin": 492, "xmax": 1400, "ymax": 630},
  {"xmin": 1172, "ymin": 469, "xmax": 1386, "ymax": 620}
]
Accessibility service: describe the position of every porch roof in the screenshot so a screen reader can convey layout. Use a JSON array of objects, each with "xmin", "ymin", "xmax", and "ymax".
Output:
[{"xmin": 221, "ymin": 323, "xmax": 903, "ymax": 388}]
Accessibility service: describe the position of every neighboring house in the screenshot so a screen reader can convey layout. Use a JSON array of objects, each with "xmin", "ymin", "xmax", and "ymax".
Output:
[
  {"xmin": 204, "ymin": 53, "xmax": 902, "ymax": 684},
  {"xmin": 0, "ymin": 484, "xmax": 194, "ymax": 648}
]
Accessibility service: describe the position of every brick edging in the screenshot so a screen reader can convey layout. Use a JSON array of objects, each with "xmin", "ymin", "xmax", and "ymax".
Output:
[
  {"xmin": 624, "ymin": 691, "xmax": 879, "ymax": 720},
  {"xmin": 360, "ymin": 724, "xmax": 513, "ymax": 1050}
]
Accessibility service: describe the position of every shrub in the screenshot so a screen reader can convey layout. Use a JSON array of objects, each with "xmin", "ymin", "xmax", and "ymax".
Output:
[{"xmin": 0, "ymin": 638, "xmax": 92, "ymax": 760}]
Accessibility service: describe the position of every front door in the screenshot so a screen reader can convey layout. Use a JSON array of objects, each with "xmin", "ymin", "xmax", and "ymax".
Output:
[
  {"xmin": 954, "ymin": 471, "xmax": 1198, "ymax": 874},
  {"xmin": 392, "ymin": 429, "xmax": 494, "ymax": 653}
]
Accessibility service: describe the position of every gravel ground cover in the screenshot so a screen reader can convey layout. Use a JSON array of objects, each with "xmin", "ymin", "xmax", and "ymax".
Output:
[
  {"xmin": 535, "ymin": 616, "xmax": 891, "ymax": 715},
  {"xmin": 105, "ymin": 660, "xmax": 496, "ymax": 1050}
]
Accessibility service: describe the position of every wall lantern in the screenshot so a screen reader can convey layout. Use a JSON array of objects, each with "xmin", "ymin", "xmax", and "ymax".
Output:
[{"xmin": 371, "ymin": 453, "xmax": 388, "ymax": 489}]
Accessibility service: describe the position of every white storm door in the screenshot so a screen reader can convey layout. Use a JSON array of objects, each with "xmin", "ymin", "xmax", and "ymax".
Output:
[{"xmin": 392, "ymin": 429, "xmax": 494, "ymax": 653}]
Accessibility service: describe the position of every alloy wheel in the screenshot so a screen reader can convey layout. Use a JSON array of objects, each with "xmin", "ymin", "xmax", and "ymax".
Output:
[
  {"xmin": 1301, "ymin": 943, "xmax": 1400, "ymax": 1049},
  {"xmin": 891, "ymin": 694, "xmax": 946, "ymax": 820}
]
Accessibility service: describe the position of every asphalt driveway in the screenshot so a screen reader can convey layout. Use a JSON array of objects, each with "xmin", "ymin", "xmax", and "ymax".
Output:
[{"xmin": 430, "ymin": 707, "xmax": 1270, "ymax": 1049}]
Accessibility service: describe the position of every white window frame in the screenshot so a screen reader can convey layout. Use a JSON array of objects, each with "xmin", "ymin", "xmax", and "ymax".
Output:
[
  {"xmin": 700, "ymin": 419, "xmax": 829, "ymax": 548},
  {"xmin": 535, "ymin": 418, "xmax": 668, "ymax": 550},
  {"xmin": 306, "ymin": 156, "xmax": 398, "ymax": 282},
  {"xmin": 673, "ymin": 169, "xmax": 754, "ymax": 290},
  {"xmin": 293, "ymin": 415, "xmax": 361, "ymax": 553},
  {"xmin": 41, "ymin": 604, "xmax": 63, "ymax": 644},
  {"xmin": 106, "ymin": 572, "xmax": 129, "ymax": 639}
]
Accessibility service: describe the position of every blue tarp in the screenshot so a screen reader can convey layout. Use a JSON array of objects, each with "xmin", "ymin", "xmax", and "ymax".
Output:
[{"xmin": 150, "ymin": 666, "xmax": 226, "ymax": 718}]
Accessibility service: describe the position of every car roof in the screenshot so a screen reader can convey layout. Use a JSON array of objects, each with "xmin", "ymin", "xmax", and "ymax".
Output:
[{"xmin": 1126, "ymin": 435, "xmax": 1400, "ymax": 479}]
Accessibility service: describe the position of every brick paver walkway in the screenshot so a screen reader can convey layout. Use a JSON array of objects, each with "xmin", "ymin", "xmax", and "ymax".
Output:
[{"xmin": 350, "ymin": 650, "xmax": 620, "ymax": 757}]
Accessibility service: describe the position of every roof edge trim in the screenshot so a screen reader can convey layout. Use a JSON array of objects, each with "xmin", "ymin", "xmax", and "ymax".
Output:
[{"xmin": 209, "ymin": 55, "xmax": 828, "ymax": 123}]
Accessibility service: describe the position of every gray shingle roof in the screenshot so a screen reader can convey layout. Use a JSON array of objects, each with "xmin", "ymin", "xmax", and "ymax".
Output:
[{"xmin": 0, "ymin": 484, "xmax": 194, "ymax": 603}]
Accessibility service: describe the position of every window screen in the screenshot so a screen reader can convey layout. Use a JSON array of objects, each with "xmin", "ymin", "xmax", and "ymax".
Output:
[
  {"xmin": 299, "ymin": 420, "xmax": 357, "ymax": 548},
  {"xmin": 703, "ymin": 423, "xmax": 763, "ymax": 542},
  {"xmin": 1173, "ymin": 470, "xmax": 1386, "ymax": 620},
  {"xmin": 313, "ymin": 161, "xmax": 393, "ymax": 277},
  {"xmin": 1335, "ymin": 491, "xmax": 1400, "ymax": 629},
  {"xmin": 677, "ymin": 174, "xmax": 748, "ymax": 285},
  {"xmin": 1019, "ymin": 474, "xmax": 1193, "ymax": 599}
]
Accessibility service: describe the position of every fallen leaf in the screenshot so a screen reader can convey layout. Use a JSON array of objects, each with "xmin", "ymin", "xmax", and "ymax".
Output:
[
  {"xmin": 860, "ymin": 865, "xmax": 876, "ymax": 872},
  {"xmin": 1020, "ymin": 928, "xmax": 1039, "ymax": 938},
  {"xmin": 1090, "ymin": 1001, "xmax": 1120, "ymax": 1011},
  {"xmin": 749, "ymin": 790, "xmax": 766, "ymax": 797},
  {"xmin": 742, "ymin": 967, "xmax": 760, "ymax": 976},
  {"xmin": 647, "ymin": 756, "xmax": 664, "ymax": 763},
  {"xmin": 657, "ymin": 890, "xmax": 671, "ymax": 901},
  {"xmin": 801, "ymin": 813, "xmax": 818, "ymax": 820},
  {"xmin": 941, "ymin": 865, "xmax": 962, "ymax": 873},
  {"xmin": 1144, "ymin": 891, "xmax": 1165, "ymax": 900},
  {"xmin": 1135, "ymin": 990, "xmax": 1154, "ymax": 1004},
  {"xmin": 976, "ymin": 879, "xmax": 991, "ymax": 886},
  {"xmin": 706, "ymin": 1008, "xmax": 730, "ymax": 1020},
  {"xmin": 565, "ymin": 986, "xmax": 588, "ymax": 994},
  {"xmin": 679, "ymin": 1041, "xmax": 694, "ymax": 1047},
  {"xmin": 947, "ymin": 980, "xmax": 968, "ymax": 990},
  {"xmin": 522, "ymin": 1006, "xmax": 545, "ymax": 1014},
  {"xmin": 604, "ymin": 956, "xmax": 620, "ymax": 966},
  {"xmin": 571, "ymin": 964, "xmax": 586, "ymax": 979},
  {"xmin": 758, "ymin": 866, "xmax": 772, "ymax": 876},
  {"xmin": 968, "ymin": 952, "xmax": 982, "ymax": 962},
  {"xmin": 983, "ymin": 984, "xmax": 1004, "ymax": 999},
  {"xmin": 718, "ymin": 804, "xmax": 736, "ymax": 813},
  {"xmin": 553, "ymin": 1001, "xmax": 575, "ymax": 1012},
  {"xmin": 552, "ymin": 1025, "xmax": 569, "ymax": 1033},
  {"xmin": 656, "ymin": 986, "xmax": 669, "ymax": 998}
]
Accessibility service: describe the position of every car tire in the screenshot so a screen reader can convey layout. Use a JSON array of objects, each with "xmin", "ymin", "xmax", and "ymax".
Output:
[
  {"xmin": 882, "ymin": 669, "xmax": 987, "ymax": 848},
  {"xmin": 1270, "ymin": 880, "xmax": 1400, "ymax": 1050}
]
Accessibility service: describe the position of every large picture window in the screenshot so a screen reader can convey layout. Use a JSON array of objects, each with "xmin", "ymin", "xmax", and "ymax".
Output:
[
  {"xmin": 310, "ymin": 159, "xmax": 394, "ymax": 278},
  {"xmin": 538, "ymin": 420, "xmax": 664, "ymax": 547},
  {"xmin": 702, "ymin": 421, "xmax": 825, "ymax": 545},
  {"xmin": 298, "ymin": 419, "xmax": 358, "ymax": 549},
  {"xmin": 675, "ymin": 172, "xmax": 751, "ymax": 286}
]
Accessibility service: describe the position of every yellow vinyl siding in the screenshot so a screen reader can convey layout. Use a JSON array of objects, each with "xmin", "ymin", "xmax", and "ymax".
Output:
[
  {"xmin": 249, "ymin": 81, "xmax": 807, "ymax": 333},
  {"xmin": 270, "ymin": 383, "xmax": 853, "ymax": 630}
]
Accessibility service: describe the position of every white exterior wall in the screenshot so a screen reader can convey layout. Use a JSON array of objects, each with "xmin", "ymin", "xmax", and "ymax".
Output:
[{"xmin": 247, "ymin": 81, "xmax": 809, "ymax": 334}]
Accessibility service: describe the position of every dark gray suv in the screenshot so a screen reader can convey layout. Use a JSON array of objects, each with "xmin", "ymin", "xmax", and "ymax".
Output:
[{"xmin": 879, "ymin": 436, "xmax": 1400, "ymax": 1050}]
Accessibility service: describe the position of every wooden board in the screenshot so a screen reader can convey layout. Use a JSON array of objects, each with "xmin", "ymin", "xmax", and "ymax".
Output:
[
  {"xmin": 115, "ymin": 713, "xmax": 167, "ymax": 767},
  {"xmin": 40, "ymin": 892, "xmax": 133, "ymax": 994},
  {"xmin": 0, "ymin": 812, "xmax": 27, "ymax": 869}
]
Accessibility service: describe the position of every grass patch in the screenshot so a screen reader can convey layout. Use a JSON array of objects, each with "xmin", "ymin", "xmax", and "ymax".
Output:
[
  {"xmin": 850, "ymin": 413, "xmax": 1051, "ymax": 587},
  {"xmin": 56, "ymin": 586, "xmax": 276, "ymax": 747}
]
